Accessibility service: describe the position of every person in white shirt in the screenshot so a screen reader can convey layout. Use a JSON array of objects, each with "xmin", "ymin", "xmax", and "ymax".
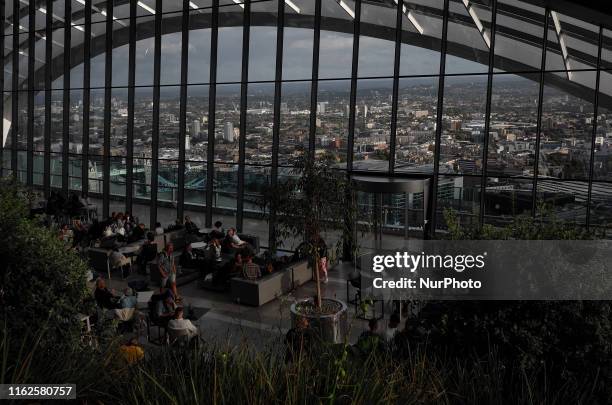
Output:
[
  {"xmin": 385, "ymin": 312, "xmax": 401, "ymax": 342},
  {"xmin": 168, "ymin": 307, "xmax": 199, "ymax": 339},
  {"xmin": 154, "ymin": 222, "xmax": 164, "ymax": 235},
  {"xmin": 227, "ymin": 227, "xmax": 246, "ymax": 248}
]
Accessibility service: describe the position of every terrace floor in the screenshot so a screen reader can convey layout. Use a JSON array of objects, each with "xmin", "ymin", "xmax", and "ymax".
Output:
[{"xmin": 100, "ymin": 262, "xmax": 377, "ymax": 348}]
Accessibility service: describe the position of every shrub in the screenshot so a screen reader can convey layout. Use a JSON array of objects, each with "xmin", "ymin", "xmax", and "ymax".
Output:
[
  {"xmin": 399, "ymin": 209, "xmax": 612, "ymax": 401},
  {"xmin": 0, "ymin": 178, "xmax": 91, "ymax": 346}
]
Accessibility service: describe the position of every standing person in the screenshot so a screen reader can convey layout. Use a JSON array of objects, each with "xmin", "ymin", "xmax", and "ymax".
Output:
[
  {"xmin": 385, "ymin": 312, "xmax": 401, "ymax": 342},
  {"xmin": 158, "ymin": 243, "xmax": 179, "ymax": 300},
  {"xmin": 154, "ymin": 222, "xmax": 164, "ymax": 235},
  {"xmin": 315, "ymin": 235, "xmax": 328, "ymax": 284}
]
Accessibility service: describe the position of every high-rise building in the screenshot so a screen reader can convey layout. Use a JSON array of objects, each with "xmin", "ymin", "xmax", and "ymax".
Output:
[{"xmin": 223, "ymin": 122, "xmax": 234, "ymax": 142}]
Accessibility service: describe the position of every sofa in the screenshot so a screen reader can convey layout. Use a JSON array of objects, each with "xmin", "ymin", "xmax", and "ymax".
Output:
[{"xmin": 230, "ymin": 260, "xmax": 311, "ymax": 307}]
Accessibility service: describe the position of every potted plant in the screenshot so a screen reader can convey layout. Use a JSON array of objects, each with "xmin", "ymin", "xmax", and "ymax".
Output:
[{"xmin": 262, "ymin": 156, "xmax": 355, "ymax": 342}]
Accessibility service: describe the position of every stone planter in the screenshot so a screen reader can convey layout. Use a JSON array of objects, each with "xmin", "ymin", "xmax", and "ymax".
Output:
[{"xmin": 290, "ymin": 298, "xmax": 348, "ymax": 343}]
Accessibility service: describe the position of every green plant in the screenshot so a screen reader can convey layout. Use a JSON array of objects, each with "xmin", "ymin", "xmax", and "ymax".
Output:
[
  {"xmin": 0, "ymin": 178, "xmax": 92, "ymax": 347},
  {"xmin": 400, "ymin": 208, "xmax": 612, "ymax": 400},
  {"xmin": 262, "ymin": 156, "xmax": 355, "ymax": 308}
]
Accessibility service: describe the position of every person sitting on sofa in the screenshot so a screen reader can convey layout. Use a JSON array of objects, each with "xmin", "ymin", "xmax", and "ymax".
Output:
[
  {"xmin": 184, "ymin": 216, "xmax": 199, "ymax": 234},
  {"xmin": 242, "ymin": 254, "xmax": 261, "ymax": 281},
  {"xmin": 212, "ymin": 252, "xmax": 242, "ymax": 285},
  {"xmin": 210, "ymin": 221, "xmax": 224, "ymax": 239},
  {"xmin": 180, "ymin": 243, "xmax": 206, "ymax": 271}
]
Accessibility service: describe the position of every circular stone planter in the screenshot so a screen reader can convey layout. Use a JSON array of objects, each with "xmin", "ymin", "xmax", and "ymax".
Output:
[{"xmin": 290, "ymin": 298, "xmax": 348, "ymax": 343}]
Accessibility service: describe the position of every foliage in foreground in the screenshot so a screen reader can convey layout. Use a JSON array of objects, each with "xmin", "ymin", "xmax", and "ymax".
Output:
[
  {"xmin": 1, "ymin": 325, "xmax": 603, "ymax": 405},
  {"xmin": 400, "ymin": 209, "xmax": 612, "ymax": 401},
  {"xmin": 0, "ymin": 178, "xmax": 91, "ymax": 346}
]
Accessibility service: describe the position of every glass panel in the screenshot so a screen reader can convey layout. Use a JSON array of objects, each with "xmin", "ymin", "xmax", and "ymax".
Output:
[
  {"xmin": 187, "ymin": 12, "xmax": 211, "ymax": 84},
  {"xmin": 69, "ymin": 89, "xmax": 83, "ymax": 149},
  {"xmin": 213, "ymin": 162, "xmax": 238, "ymax": 211},
  {"xmin": 244, "ymin": 82, "xmax": 274, "ymax": 165},
  {"xmin": 486, "ymin": 73, "xmax": 539, "ymax": 177},
  {"xmin": 400, "ymin": 0, "xmax": 443, "ymax": 76},
  {"xmin": 279, "ymin": 81, "xmax": 310, "ymax": 165},
  {"xmin": 394, "ymin": 76, "xmax": 438, "ymax": 173},
  {"xmin": 493, "ymin": 0, "xmax": 544, "ymax": 73},
  {"xmin": 214, "ymin": 83, "xmax": 240, "ymax": 163},
  {"xmin": 358, "ymin": 1, "xmax": 396, "ymax": 78},
  {"xmin": 445, "ymin": 0, "xmax": 492, "ymax": 74},
  {"xmin": 315, "ymin": 79, "xmax": 350, "ymax": 166},
  {"xmin": 439, "ymin": 74, "xmax": 488, "ymax": 174},
  {"xmin": 484, "ymin": 177, "xmax": 533, "ymax": 226},
  {"xmin": 435, "ymin": 175, "xmax": 481, "ymax": 229},
  {"xmin": 160, "ymin": 13, "xmax": 182, "ymax": 86},
  {"xmin": 33, "ymin": 90, "xmax": 45, "ymax": 151},
  {"xmin": 536, "ymin": 179, "xmax": 588, "ymax": 226},
  {"xmin": 110, "ymin": 87, "xmax": 128, "ymax": 155},
  {"xmin": 351, "ymin": 78, "xmax": 393, "ymax": 171},
  {"xmin": 319, "ymin": 30, "xmax": 352, "ymax": 80},
  {"xmin": 539, "ymin": 71, "xmax": 595, "ymax": 180},
  {"xmin": 593, "ymin": 71, "xmax": 612, "ymax": 181},
  {"xmin": 159, "ymin": 86, "xmax": 181, "ymax": 160},
  {"xmin": 89, "ymin": 88, "xmax": 104, "ymax": 156},
  {"xmin": 282, "ymin": 27, "xmax": 313, "ymax": 80},
  {"xmin": 134, "ymin": 87, "xmax": 153, "ymax": 160},
  {"xmin": 248, "ymin": 0, "xmax": 277, "ymax": 82},
  {"xmin": 184, "ymin": 160, "xmax": 206, "ymax": 206},
  {"xmin": 186, "ymin": 85, "xmax": 209, "ymax": 162}
]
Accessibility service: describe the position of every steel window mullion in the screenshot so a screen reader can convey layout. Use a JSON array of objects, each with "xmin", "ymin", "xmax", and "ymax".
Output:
[
  {"xmin": 82, "ymin": 0, "xmax": 92, "ymax": 197},
  {"xmin": 346, "ymin": 0, "xmax": 361, "ymax": 171},
  {"xmin": 205, "ymin": 0, "xmax": 219, "ymax": 228},
  {"xmin": 26, "ymin": 0, "xmax": 34, "ymax": 186},
  {"xmin": 268, "ymin": 0, "xmax": 284, "ymax": 251},
  {"xmin": 62, "ymin": 0, "xmax": 71, "ymax": 192},
  {"xmin": 150, "ymin": 0, "xmax": 162, "ymax": 228},
  {"xmin": 586, "ymin": 26, "xmax": 603, "ymax": 230},
  {"xmin": 388, "ymin": 0, "xmax": 403, "ymax": 174},
  {"xmin": 0, "ymin": 0, "xmax": 4, "ymax": 178},
  {"xmin": 102, "ymin": 1, "xmax": 113, "ymax": 219},
  {"xmin": 125, "ymin": 0, "xmax": 136, "ymax": 212},
  {"xmin": 531, "ymin": 8, "xmax": 550, "ymax": 217},
  {"xmin": 43, "ymin": 0, "xmax": 52, "ymax": 195},
  {"xmin": 478, "ymin": 0, "xmax": 498, "ymax": 226},
  {"xmin": 308, "ymin": 0, "xmax": 321, "ymax": 162},
  {"xmin": 11, "ymin": 0, "xmax": 18, "ymax": 177},
  {"xmin": 177, "ymin": 0, "xmax": 190, "ymax": 222},
  {"xmin": 429, "ymin": 0, "xmax": 449, "ymax": 237},
  {"xmin": 236, "ymin": 0, "xmax": 251, "ymax": 232}
]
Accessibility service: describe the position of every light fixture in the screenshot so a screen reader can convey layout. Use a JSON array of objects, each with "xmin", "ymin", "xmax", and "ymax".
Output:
[
  {"xmin": 285, "ymin": 0, "xmax": 301, "ymax": 13},
  {"xmin": 461, "ymin": 0, "xmax": 490, "ymax": 48},
  {"xmin": 336, "ymin": 0, "xmax": 355, "ymax": 19},
  {"xmin": 551, "ymin": 10, "xmax": 573, "ymax": 80},
  {"xmin": 137, "ymin": 1, "xmax": 156, "ymax": 15},
  {"xmin": 393, "ymin": 0, "xmax": 423, "ymax": 34},
  {"xmin": 232, "ymin": 0, "xmax": 245, "ymax": 9}
]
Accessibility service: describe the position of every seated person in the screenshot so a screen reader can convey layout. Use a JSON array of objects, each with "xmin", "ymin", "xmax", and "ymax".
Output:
[
  {"xmin": 110, "ymin": 248, "xmax": 131, "ymax": 278},
  {"xmin": 168, "ymin": 307, "xmax": 199, "ymax": 340},
  {"xmin": 151, "ymin": 288, "xmax": 176, "ymax": 327},
  {"xmin": 242, "ymin": 254, "xmax": 261, "ymax": 281},
  {"xmin": 94, "ymin": 278, "xmax": 121, "ymax": 310},
  {"xmin": 207, "ymin": 238, "xmax": 222, "ymax": 261},
  {"xmin": 209, "ymin": 221, "xmax": 224, "ymax": 240},
  {"xmin": 154, "ymin": 222, "xmax": 164, "ymax": 235},
  {"xmin": 128, "ymin": 222, "xmax": 146, "ymax": 243},
  {"xmin": 120, "ymin": 288, "xmax": 138, "ymax": 309},
  {"xmin": 355, "ymin": 318, "xmax": 386, "ymax": 355},
  {"xmin": 137, "ymin": 232, "xmax": 159, "ymax": 271},
  {"xmin": 184, "ymin": 216, "xmax": 199, "ymax": 234},
  {"xmin": 72, "ymin": 219, "xmax": 88, "ymax": 248},
  {"xmin": 179, "ymin": 244, "xmax": 206, "ymax": 270},
  {"xmin": 212, "ymin": 252, "xmax": 242, "ymax": 285},
  {"xmin": 227, "ymin": 228, "xmax": 247, "ymax": 248},
  {"xmin": 119, "ymin": 337, "xmax": 144, "ymax": 364}
]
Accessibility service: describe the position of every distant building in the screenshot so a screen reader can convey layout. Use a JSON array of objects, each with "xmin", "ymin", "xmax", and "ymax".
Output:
[{"xmin": 223, "ymin": 122, "xmax": 234, "ymax": 142}]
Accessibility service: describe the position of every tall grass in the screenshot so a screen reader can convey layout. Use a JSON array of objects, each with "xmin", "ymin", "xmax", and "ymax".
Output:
[{"xmin": 0, "ymin": 327, "xmax": 602, "ymax": 404}]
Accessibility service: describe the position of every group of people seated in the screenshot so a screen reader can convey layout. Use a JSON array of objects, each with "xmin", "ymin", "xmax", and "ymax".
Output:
[{"xmin": 284, "ymin": 312, "xmax": 403, "ymax": 362}]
